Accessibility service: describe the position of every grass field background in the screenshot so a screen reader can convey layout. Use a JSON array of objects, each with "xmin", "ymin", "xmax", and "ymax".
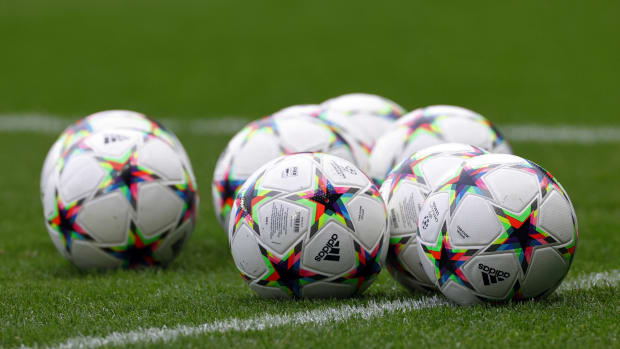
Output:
[{"xmin": 0, "ymin": 1, "xmax": 619, "ymax": 348}]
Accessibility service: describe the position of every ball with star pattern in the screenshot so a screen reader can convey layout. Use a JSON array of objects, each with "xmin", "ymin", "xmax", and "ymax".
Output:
[
  {"xmin": 41, "ymin": 128, "xmax": 198, "ymax": 269},
  {"xmin": 368, "ymin": 105, "xmax": 512, "ymax": 186},
  {"xmin": 212, "ymin": 112, "xmax": 368, "ymax": 232},
  {"xmin": 321, "ymin": 93, "xmax": 407, "ymax": 149},
  {"xmin": 228, "ymin": 153, "xmax": 388, "ymax": 298},
  {"xmin": 380, "ymin": 143, "xmax": 488, "ymax": 293},
  {"xmin": 417, "ymin": 153, "xmax": 578, "ymax": 304},
  {"xmin": 41, "ymin": 110, "xmax": 192, "ymax": 199}
]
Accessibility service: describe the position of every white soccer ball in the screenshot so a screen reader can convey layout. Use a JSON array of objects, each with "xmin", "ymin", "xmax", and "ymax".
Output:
[
  {"xmin": 40, "ymin": 110, "xmax": 190, "ymax": 197},
  {"xmin": 41, "ymin": 128, "xmax": 198, "ymax": 269},
  {"xmin": 417, "ymin": 153, "xmax": 578, "ymax": 304},
  {"xmin": 380, "ymin": 143, "xmax": 488, "ymax": 292},
  {"xmin": 272, "ymin": 104, "xmax": 371, "ymax": 168},
  {"xmin": 228, "ymin": 153, "xmax": 388, "ymax": 298},
  {"xmin": 369, "ymin": 105, "xmax": 512, "ymax": 186},
  {"xmin": 322, "ymin": 93, "xmax": 406, "ymax": 149},
  {"xmin": 212, "ymin": 113, "xmax": 367, "ymax": 230}
]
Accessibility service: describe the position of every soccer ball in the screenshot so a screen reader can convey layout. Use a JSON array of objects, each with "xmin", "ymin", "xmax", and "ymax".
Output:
[
  {"xmin": 228, "ymin": 153, "xmax": 388, "ymax": 298},
  {"xmin": 41, "ymin": 110, "xmax": 189, "ymax": 196},
  {"xmin": 212, "ymin": 113, "xmax": 367, "ymax": 230},
  {"xmin": 272, "ymin": 104, "xmax": 372, "ymax": 165},
  {"xmin": 368, "ymin": 105, "xmax": 512, "ymax": 186},
  {"xmin": 322, "ymin": 93, "xmax": 406, "ymax": 149},
  {"xmin": 380, "ymin": 143, "xmax": 488, "ymax": 292},
  {"xmin": 417, "ymin": 153, "xmax": 577, "ymax": 304},
  {"xmin": 41, "ymin": 128, "xmax": 198, "ymax": 269}
]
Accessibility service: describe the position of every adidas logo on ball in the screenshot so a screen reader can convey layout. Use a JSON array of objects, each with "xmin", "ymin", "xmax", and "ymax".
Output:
[
  {"xmin": 314, "ymin": 234, "xmax": 340, "ymax": 262},
  {"xmin": 478, "ymin": 263, "xmax": 510, "ymax": 285}
]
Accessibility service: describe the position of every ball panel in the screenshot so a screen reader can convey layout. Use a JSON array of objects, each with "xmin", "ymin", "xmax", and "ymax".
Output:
[
  {"xmin": 249, "ymin": 283, "xmax": 290, "ymax": 298},
  {"xmin": 232, "ymin": 132, "xmax": 282, "ymax": 178},
  {"xmin": 420, "ymin": 156, "xmax": 467, "ymax": 189},
  {"xmin": 441, "ymin": 281, "xmax": 481, "ymax": 305},
  {"xmin": 278, "ymin": 118, "xmax": 332, "ymax": 152},
  {"xmin": 520, "ymin": 247, "xmax": 568, "ymax": 298},
  {"xmin": 257, "ymin": 199, "xmax": 309, "ymax": 255},
  {"xmin": 437, "ymin": 117, "xmax": 494, "ymax": 150},
  {"xmin": 70, "ymin": 240, "xmax": 123, "ymax": 269},
  {"xmin": 399, "ymin": 240, "xmax": 435, "ymax": 286},
  {"xmin": 322, "ymin": 155, "xmax": 370, "ymax": 188},
  {"xmin": 418, "ymin": 192, "xmax": 450, "ymax": 244},
  {"xmin": 484, "ymin": 168, "xmax": 539, "ymax": 214},
  {"xmin": 46, "ymin": 224, "xmax": 68, "ymax": 258},
  {"xmin": 260, "ymin": 155, "xmax": 314, "ymax": 192},
  {"xmin": 302, "ymin": 222, "xmax": 355, "ymax": 275},
  {"xmin": 136, "ymin": 182, "xmax": 184, "ymax": 239},
  {"xmin": 153, "ymin": 219, "xmax": 193, "ymax": 264},
  {"xmin": 539, "ymin": 190, "xmax": 576, "ymax": 244},
  {"xmin": 417, "ymin": 242, "xmax": 438, "ymax": 286},
  {"xmin": 346, "ymin": 195, "xmax": 386, "ymax": 250},
  {"xmin": 231, "ymin": 225, "xmax": 268, "ymax": 278},
  {"xmin": 448, "ymin": 194, "xmax": 503, "ymax": 247},
  {"xmin": 59, "ymin": 155, "xmax": 106, "ymax": 203},
  {"xmin": 83, "ymin": 129, "xmax": 140, "ymax": 158},
  {"xmin": 462, "ymin": 253, "xmax": 519, "ymax": 300},
  {"xmin": 301, "ymin": 281, "xmax": 356, "ymax": 298},
  {"xmin": 137, "ymin": 138, "xmax": 184, "ymax": 182},
  {"xmin": 77, "ymin": 192, "xmax": 131, "ymax": 245}
]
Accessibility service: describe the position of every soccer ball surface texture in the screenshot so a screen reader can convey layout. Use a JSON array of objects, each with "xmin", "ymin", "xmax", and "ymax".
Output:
[
  {"xmin": 212, "ymin": 113, "xmax": 367, "ymax": 230},
  {"xmin": 322, "ymin": 93, "xmax": 406, "ymax": 149},
  {"xmin": 228, "ymin": 153, "xmax": 388, "ymax": 298},
  {"xmin": 41, "ymin": 110, "xmax": 187, "ymax": 195},
  {"xmin": 417, "ymin": 154, "xmax": 577, "ymax": 304},
  {"xmin": 369, "ymin": 105, "xmax": 511, "ymax": 186},
  {"xmin": 273, "ymin": 104, "xmax": 372, "ymax": 161},
  {"xmin": 41, "ymin": 128, "xmax": 198, "ymax": 269},
  {"xmin": 380, "ymin": 143, "xmax": 487, "ymax": 292}
]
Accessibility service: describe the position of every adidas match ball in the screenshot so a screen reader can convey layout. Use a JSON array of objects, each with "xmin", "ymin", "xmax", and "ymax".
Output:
[
  {"xmin": 369, "ymin": 105, "xmax": 512, "ymax": 186},
  {"xmin": 417, "ymin": 154, "xmax": 577, "ymax": 304},
  {"xmin": 41, "ymin": 128, "xmax": 198, "ymax": 269},
  {"xmin": 212, "ymin": 113, "xmax": 367, "ymax": 230},
  {"xmin": 380, "ymin": 143, "xmax": 488, "ymax": 292},
  {"xmin": 41, "ymin": 110, "xmax": 189, "ymax": 196},
  {"xmin": 272, "ymin": 104, "xmax": 372, "ymax": 167},
  {"xmin": 228, "ymin": 153, "xmax": 388, "ymax": 298},
  {"xmin": 322, "ymin": 93, "xmax": 406, "ymax": 148}
]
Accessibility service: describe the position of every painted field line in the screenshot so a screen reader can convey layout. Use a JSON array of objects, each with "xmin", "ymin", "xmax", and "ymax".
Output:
[
  {"xmin": 25, "ymin": 269, "xmax": 618, "ymax": 349},
  {"xmin": 1, "ymin": 114, "xmax": 620, "ymax": 143}
]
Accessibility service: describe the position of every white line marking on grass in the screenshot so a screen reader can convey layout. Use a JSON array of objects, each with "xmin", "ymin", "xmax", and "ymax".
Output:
[
  {"xmin": 1, "ymin": 114, "xmax": 620, "ymax": 143},
  {"xmin": 501, "ymin": 125, "xmax": 620, "ymax": 144},
  {"xmin": 39, "ymin": 296, "xmax": 449, "ymax": 349},
  {"xmin": 26, "ymin": 269, "xmax": 618, "ymax": 349}
]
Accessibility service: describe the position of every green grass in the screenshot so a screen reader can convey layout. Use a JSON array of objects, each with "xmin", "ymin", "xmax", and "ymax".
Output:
[
  {"xmin": 0, "ymin": 133, "xmax": 618, "ymax": 348},
  {"xmin": 0, "ymin": 0, "xmax": 619, "ymax": 348}
]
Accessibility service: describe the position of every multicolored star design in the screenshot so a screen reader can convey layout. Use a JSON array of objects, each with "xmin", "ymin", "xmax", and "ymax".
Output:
[
  {"xmin": 94, "ymin": 146, "xmax": 160, "ymax": 211},
  {"xmin": 486, "ymin": 200, "xmax": 559, "ymax": 275},
  {"xmin": 255, "ymin": 241, "xmax": 327, "ymax": 297},
  {"xmin": 231, "ymin": 172, "xmax": 280, "ymax": 237},
  {"xmin": 402, "ymin": 114, "xmax": 442, "ymax": 142},
  {"xmin": 386, "ymin": 235, "xmax": 413, "ymax": 275},
  {"xmin": 438, "ymin": 163, "xmax": 498, "ymax": 215},
  {"xmin": 213, "ymin": 163, "xmax": 245, "ymax": 225},
  {"xmin": 102, "ymin": 221, "xmax": 166, "ymax": 268},
  {"xmin": 47, "ymin": 191, "xmax": 92, "ymax": 252},
  {"xmin": 286, "ymin": 168, "xmax": 358, "ymax": 238},
  {"xmin": 335, "ymin": 240, "xmax": 384, "ymax": 292},
  {"xmin": 420, "ymin": 222, "xmax": 478, "ymax": 289},
  {"xmin": 168, "ymin": 166, "xmax": 199, "ymax": 227},
  {"xmin": 385, "ymin": 153, "xmax": 431, "ymax": 201}
]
